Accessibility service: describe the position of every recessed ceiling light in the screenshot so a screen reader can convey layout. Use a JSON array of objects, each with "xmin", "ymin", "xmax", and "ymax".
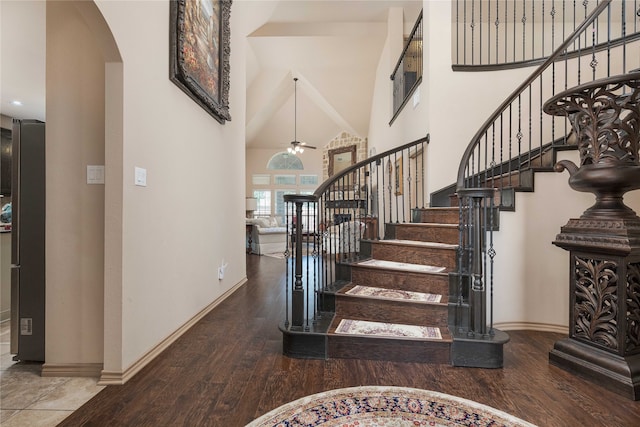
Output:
[{"xmin": 11, "ymin": 100, "xmax": 23, "ymax": 106}]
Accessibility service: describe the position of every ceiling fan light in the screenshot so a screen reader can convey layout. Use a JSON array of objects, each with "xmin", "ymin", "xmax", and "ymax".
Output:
[
  {"xmin": 288, "ymin": 147, "xmax": 293, "ymax": 154},
  {"xmin": 299, "ymin": 147, "xmax": 304, "ymax": 153}
]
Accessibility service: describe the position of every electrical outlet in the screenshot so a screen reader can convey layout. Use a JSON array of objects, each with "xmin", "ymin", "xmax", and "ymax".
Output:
[{"xmin": 218, "ymin": 260, "xmax": 228, "ymax": 281}]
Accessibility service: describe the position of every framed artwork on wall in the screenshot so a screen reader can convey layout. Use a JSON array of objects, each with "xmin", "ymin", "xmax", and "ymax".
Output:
[
  {"xmin": 395, "ymin": 157, "xmax": 403, "ymax": 195},
  {"xmin": 169, "ymin": 0, "xmax": 232, "ymax": 124}
]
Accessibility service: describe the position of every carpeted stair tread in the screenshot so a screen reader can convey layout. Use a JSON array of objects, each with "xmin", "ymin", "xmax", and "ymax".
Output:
[
  {"xmin": 340, "ymin": 284, "xmax": 443, "ymax": 304},
  {"xmin": 330, "ymin": 318, "xmax": 449, "ymax": 342},
  {"xmin": 356, "ymin": 259, "xmax": 447, "ymax": 274}
]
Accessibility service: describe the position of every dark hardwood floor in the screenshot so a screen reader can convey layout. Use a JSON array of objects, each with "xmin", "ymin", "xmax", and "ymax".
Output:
[{"xmin": 59, "ymin": 255, "xmax": 640, "ymax": 427}]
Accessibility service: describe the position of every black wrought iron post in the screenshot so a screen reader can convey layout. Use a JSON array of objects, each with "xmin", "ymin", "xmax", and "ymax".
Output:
[
  {"xmin": 470, "ymin": 194, "xmax": 486, "ymax": 337},
  {"xmin": 291, "ymin": 199, "xmax": 304, "ymax": 327}
]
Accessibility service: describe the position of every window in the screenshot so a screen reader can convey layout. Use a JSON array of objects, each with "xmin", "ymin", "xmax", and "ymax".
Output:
[
  {"xmin": 253, "ymin": 190, "xmax": 271, "ymax": 217},
  {"xmin": 252, "ymin": 174, "xmax": 270, "ymax": 185},
  {"xmin": 274, "ymin": 189, "xmax": 296, "ymax": 223},
  {"xmin": 274, "ymin": 174, "xmax": 296, "ymax": 185},
  {"xmin": 299, "ymin": 190, "xmax": 318, "ymax": 233},
  {"xmin": 299, "ymin": 175, "xmax": 318, "ymax": 186},
  {"xmin": 267, "ymin": 152, "xmax": 304, "ymax": 170}
]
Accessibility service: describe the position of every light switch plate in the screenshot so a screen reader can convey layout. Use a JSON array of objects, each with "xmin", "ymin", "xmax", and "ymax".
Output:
[
  {"xmin": 135, "ymin": 167, "xmax": 147, "ymax": 187},
  {"xmin": 87, "ymin": 165, "xmax": 105, "ymax": 184}
]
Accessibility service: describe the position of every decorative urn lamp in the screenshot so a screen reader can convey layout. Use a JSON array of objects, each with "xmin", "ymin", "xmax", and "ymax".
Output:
[{"xmin": 543, "ymin": 72, "xmax": 640, "ymax": 400}]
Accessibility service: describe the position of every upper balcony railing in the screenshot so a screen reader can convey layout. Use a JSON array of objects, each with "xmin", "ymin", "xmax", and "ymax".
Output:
[
  {"xmin": 453, "ymin": 0, "xmax": 640, "ymax": 71},
  {"xmin": 453, "ymin": 0, "xmax": 640, "ymax": 339},
  {"xmin": 390, "ymin": 11, "xmax": 423, "ymax": 123}
]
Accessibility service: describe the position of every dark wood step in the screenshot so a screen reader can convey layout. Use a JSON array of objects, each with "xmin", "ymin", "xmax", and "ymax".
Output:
[
  {"xmin": 370, "ymin": 240, "xmax": 457, "ymax": 270},
  {"xmin": 350, "ymin": 261, "xmax": 449, "ymax": 296},
  {"xmin": 327, "ymin": 317, "xmax": 452, "ymax": 363},
  {"xmin": 391, "ymin": 222, "xmax": 458, "ymax": 245},
  {"xmin": 335, "ymin": 284, "xmax": 448, "ymax": 327},
  {"xmin": 412, "ymin": 207, "xmax": 459, "ymax": 224}
]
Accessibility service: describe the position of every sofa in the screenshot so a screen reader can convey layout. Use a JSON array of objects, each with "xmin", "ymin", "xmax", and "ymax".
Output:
[
  {"xmin": 323, "ymin": 220, "xmax": 365, "ymax": 254},
  {"xmin": 249, "ymin": 216, "xmax": 288, "ymax": 255}
]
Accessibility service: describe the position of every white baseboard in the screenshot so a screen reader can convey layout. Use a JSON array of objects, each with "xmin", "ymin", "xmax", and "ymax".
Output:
[
  {"xmin": 42, "ymin": 363, "xmax": 103, "ymax": 377},
  {"xmin": 98, "ymin": 277, "xmax": 248, "ymax": 385},
  {"xmin": 493, "ymin": 321, "xmax": 568, "ymax": 334}
]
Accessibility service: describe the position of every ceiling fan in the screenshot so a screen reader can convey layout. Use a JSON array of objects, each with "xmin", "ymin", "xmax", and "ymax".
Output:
[{"xmin": 287, "ymin": 77, "xmax": 316, "ymax": 154}]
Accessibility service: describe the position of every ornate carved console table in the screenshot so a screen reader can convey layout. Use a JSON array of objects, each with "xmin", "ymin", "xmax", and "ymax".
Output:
[{"xmin": 543, "ymin": 72, "xmax": 640, "ymax": 400}]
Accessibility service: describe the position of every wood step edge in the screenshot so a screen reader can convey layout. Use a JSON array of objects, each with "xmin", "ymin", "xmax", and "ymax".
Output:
[
  {"xmin": 398, "ymin": 223, "xmax": 459, "ymax": 228},
  {"xmin": 375, "ymin": 239, "xmax": 458, "ymax": 249}
]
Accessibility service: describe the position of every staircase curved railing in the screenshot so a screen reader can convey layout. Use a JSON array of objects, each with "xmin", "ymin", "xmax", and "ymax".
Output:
[
  {"xmin": 454, "ymin": 0, "xmax": 640, "ymax": 339},
  {"xmin": 282, "ymin": 135, "xmax": 429, "ymax": 333}
]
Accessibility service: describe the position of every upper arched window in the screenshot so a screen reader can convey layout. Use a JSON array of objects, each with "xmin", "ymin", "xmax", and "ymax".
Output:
[{"xmin": 267, "ymin": 152, "xmax": 304, "ymax": 170}]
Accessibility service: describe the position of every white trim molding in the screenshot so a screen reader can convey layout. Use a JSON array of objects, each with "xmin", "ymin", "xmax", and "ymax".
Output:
[
  {"xmin": 42, "ymin": 363, "xmax": 103, "ymax": 377},
  {"xmin": 494, "ymin": 321, "xmax": 568, "ymax": 334},
  {"xmin": 98, "ymin": 277, "xmax": 248, "ymax": 385}
]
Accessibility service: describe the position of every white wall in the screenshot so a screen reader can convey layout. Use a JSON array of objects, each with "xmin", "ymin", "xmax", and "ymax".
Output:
[
  {"xmin": 365, "ymin": 0, "xmax": 640, "ymax": 331},
  {"xmin": 96, "ymin": 0, "xmax": 248, "ymax": 374},
  {"xmin": 44, "ymin": 0, "xmax": 250, "ymax": 379},
  {"xmin": 46, "ymin": 1, "xmax": 106, "ymax": 369}
]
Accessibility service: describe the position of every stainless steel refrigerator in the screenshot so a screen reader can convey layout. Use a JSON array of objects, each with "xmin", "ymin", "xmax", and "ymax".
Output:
[{"xmin": 10, "ymin": 119, "xmax": 45, "ymax": 362}]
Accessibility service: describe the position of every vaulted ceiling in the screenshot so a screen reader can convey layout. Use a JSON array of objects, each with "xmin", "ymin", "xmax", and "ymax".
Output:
[
  {"xmin": 244, "ymin": 1, "xmax": 422, "ymax": 151},
  {"xmin": 0, "ymin": 1, "xmax": 422, "ymax": 149}
]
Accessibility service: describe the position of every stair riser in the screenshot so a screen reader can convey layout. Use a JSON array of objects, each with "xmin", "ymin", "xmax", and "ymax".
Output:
[
  {"xmin": 371, "ymin": 244, "xmax": 456, "ymax": 270},
  {"xmin": 328, "ymin": 335, "xmax": 450, "ymax": 364},
  {"xmin": 394, "ymin": 226, "xmax": 458, "ymax": 245},
  {"xmin": 335, "ymin": 297, "xmax": 448, "ymax": 327},
  {"xmin": 350, "ymin": 267, "xmax": 448, "ymax": 295},
  {"xmin": 414, "ymin": 209, "xmax": 459, "ymax": 224}
]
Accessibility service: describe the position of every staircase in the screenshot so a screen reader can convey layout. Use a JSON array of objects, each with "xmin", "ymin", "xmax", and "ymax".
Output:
[
  {"xmin": 325, "ymin": 207, "xmax": 458, "ymax": 364},
  {"xmin": 280, "ymin": 0, "xmax": 638, "ymax": 370}
]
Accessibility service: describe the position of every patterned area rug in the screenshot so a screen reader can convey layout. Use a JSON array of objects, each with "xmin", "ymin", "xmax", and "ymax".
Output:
[
  {"xmin": 345, "ymin": 285, "xmax": 442, "ymax": 303},
  {"xmin": 334, "ymin": 319, "xmax": 442, "ymax": 340},
  {"xmin": 245, "ymin": 386, "xmax": 537, "ymax": 427},
  {"xmin": 358, "ymin": 259, "xmax": 446, "ymax": 273}
]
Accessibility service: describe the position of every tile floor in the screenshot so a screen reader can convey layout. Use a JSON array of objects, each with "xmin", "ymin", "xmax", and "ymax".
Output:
[{"xmin": 0, "ymin": 321, "xmax": 104, "ymax": 426}]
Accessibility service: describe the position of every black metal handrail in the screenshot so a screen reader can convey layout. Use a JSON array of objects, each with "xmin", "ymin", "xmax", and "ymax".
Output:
[
  {"xmin": 282, "ymin": 135, "xmax": 430, "ymax": 331},
  {"xmin": 390, "ymin": 10, "xmax": 423, "ymax": 123},
  {"xmin": 453, "ymin": 0, "xmax": 640, "ymax": 339},
  {"xmin": 453, "ymin": 0, "xmax": 640, "ymax": 69}
]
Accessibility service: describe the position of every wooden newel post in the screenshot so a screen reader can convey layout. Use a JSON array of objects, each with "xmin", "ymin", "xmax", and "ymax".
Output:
[{"xmin": 544, "ymin": 73, "xmax": 640, "ymax": 400}]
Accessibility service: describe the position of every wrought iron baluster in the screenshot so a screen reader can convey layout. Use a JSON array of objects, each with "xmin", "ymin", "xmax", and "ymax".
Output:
[
  {"xmin": 394, "ymin": 151, "xmax": 399, "ymax": 223},
  {"xmin": 471, "ymin": 0, "xmax": 475, "ymax": 64},
  {"xmin": 405, "ymin": 148, "xmax": 410, "ymax": 221},
  {"xmin": 522, "ymin": 0, "xmax": 527, "ymax": 62},
  {"xmin": 464, "ymin": 0, "xmax": 468, "ymax": 64},
  {"xmin": 607, "ymin": 3, "xmax": 611, "ymax": 76},
  {"xmin": 456, "ymin": 0, "xmax": 460, "ymax": 65},
  {"xmin": 500, "ymin": 113, "xmax": 504, "ymax": 206},
  {"xmin": 495, "ymin": 0, "xmax": 500, "ymax": 64},
  {"xmin": 509, "ymin": 104, "xmax": 513, "ymax": 188},
  {"xmin": 623, "ymin": 0, "xmax": 627, "ymax": 73},
  {"xmin": 513, "ymin": 1, "xmax": 517, "ymax": 63},
  {"xmin": 284, "ymin": 200, "xmax": 290, "ymax": 328}
]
